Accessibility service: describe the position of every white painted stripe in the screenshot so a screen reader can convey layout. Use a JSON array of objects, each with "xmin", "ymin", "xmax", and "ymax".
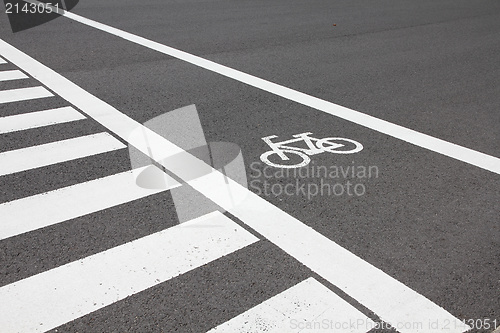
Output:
[
  {"xmin": 0, "ymin": 39, "xmax": 470, "ymax": 332},
  {"xmin": 218, "ymin": 181, "xmax": 468, "ymax": 333},
  {"xmin": 0, "ymin": 166, "xmax": 180, "ymax": 240},
  {"xmin": 208, "ymin": 277, "xmax": 374, "ymax": 333},
  {"xmin": 0, "ymin": 56, "xmax": 6, "ymax": 64},
  {"xmin": 0, "ymin": 69, "xmax": 28, "ymax": 81},
  {"xmin": 0, "ymin": 86, "xmax": 53, "ymax": 104},
  {"xmin": 0, "ymin": 132, "xmax": 125, "ymax": 176},
  {"xmin": 0, "ymin": 211, "xmax": 259, "ymax": 332},
  {"xmin": 0, "ymin": 106, "xmax": 86, "ymax": 134},
  {"xmin": 22, "ymin": 0, "xmax": 500, "ymax": 175}
]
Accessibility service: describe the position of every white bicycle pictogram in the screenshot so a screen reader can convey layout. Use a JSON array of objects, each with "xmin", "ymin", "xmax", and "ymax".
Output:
[{"xmin": 260, "ymin": 132, "xmax": 363, "ymax": 168}]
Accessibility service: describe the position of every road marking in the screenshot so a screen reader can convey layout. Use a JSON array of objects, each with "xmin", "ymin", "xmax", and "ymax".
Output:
[
  {"xmin": 0, "ymin": 69, "xmax": 28, "ymax": 82},
  {"xmin": 0, "ymin": 56, "xmax": 6, "ymax": 64},
  {"xmin": 0, "ymin": 211, "xmax": 259, "ymax": 332},
  {"xmin": 23, "ymin": 0, "xmax": 500, "ymax": 175},
  {"xmin": 0, "ymin": 39, "xmax": 470, "ymax": 332},
  {"xmin": 0, "ymin": 165, "xmax": 179, "ymax": 240},
  {"xmin": 208, "ymin": 277, "xmax": 374, "ymax": 333},
  {"xmin": 0, "ymin": 37, "xmax": 469, "ymax": 333},
  {"xmin": 0, "ymin": 86, "xmax": 53, "ymax": 104},
  {"xmin": 0, "ymin": 132, "xmax": 125, "ymax": 176},
  {"xmin": 260, "ymin": 132, "xmax": 362, "ymax": 169},
  {"xmin": 0, "ymin": 106, "xmax": 86, "ymax": 134}
]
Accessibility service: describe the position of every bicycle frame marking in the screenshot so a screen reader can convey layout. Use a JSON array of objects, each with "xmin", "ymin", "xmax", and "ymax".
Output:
[{"xmin": 260, "ymin": 132, "xmax": 362, "ymax": 168}]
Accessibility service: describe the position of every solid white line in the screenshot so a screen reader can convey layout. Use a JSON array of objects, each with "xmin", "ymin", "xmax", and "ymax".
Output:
[
  {"xmin": 0, "ymin": 56, "xmax": 6, "ymax": 64},
  {"xmin": 0, "ymin": 132, "xmax": 125, "ymax": 176},
  {"xmin": 0, "ymin": 106, "xmax": 86, "ymax": 134},
  {"xmin": 0, "ymin": 211, "xmax": 259, "ymax": 332},
  {"xmin": 0, "ymin": 86, "xmax": 53, "ymax": 104},
  {"xmin": 208, "ymin": 277, "xmax": 374, "ymax": 333},
  {"xmin": 0, "ymin": 69, "xmax": 28, "ymax": 82},
  {"xmin": 0, "ymin": 39, "xmax": 470, "ymax": 332},
  {"xmin": 22, "ymin": 0, "xmax": 500, "ymax": 175},
  {"xmin": 0, "ymin": 165, "xmax": 180, "ymax": 240}
]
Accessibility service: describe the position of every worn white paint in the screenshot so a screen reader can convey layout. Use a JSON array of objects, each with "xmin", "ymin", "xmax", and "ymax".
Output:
[
  {"xmin": 0, "ymin": 211, "xmax": 259, "ymax": 332},
  {"xmin": 208, "ymin": 277, "xmax": 374, "ymax": 333}
]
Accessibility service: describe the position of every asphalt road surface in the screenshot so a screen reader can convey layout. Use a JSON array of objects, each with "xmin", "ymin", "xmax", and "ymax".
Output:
[{"xmin": 0, "ymin": 0, "xmax": 499, "ymax": 332}]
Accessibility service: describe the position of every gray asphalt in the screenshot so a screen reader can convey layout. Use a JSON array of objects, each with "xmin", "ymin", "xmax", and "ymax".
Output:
[{"xmin": 1, "ymin": 0, "xmax": 499, "ymax": 332}]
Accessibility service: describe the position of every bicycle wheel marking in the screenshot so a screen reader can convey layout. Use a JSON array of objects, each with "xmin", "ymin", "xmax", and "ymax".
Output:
[{"xmin": 260, "ymin": 132, "xmax": 363, "ymax": 168}]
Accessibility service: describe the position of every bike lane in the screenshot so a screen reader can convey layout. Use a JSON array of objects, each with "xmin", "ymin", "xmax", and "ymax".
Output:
[{"xmin": 1, "ymin": 3, "xmax": 499, "ymax": 332}]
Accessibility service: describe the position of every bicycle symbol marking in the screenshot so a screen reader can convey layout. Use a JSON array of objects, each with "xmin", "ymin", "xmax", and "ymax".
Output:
[{"xmin": 260, "ymin": 132, "xmax": 363, "ymax": 168}]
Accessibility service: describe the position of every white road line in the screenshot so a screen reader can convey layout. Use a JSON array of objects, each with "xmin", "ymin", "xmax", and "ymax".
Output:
[
  {"xmin": 0, "ymin": 132, "xmax": 125, "ymax": 176},
  {"xmin": 0, "ymin": 39, "xmax": 470, "ymax": 332},
  {"xmin": 0, "ymin": 211, "xmax": 259, "ymax": 333},
  {"xmin": 0, "ymin": 106, "xmax": 86, "ymax": 134},
  {"xmin": 208, "ymin": 277, "xmax": 374, "ymax": 333},
  {"xmin": 0, "ymin": 56, "xmax": 6, "ymax": 64},
  {"xmin": 0, "ymin": 165, "xmax": 180, "ymax": 240},
  {"xmin": 0, "ymin": 86, "xmax": 53, "ymax": 104},
  {"xmin": 23, "ymin": 0, "xmax": 500, "ymax": 175},
  {"xmin": 221, "ymin": 182, "xmax": 468, "ymax": 333},
  {"xmin": 0, "ymin": 69, "xmax": 28, "ymax": 82}
]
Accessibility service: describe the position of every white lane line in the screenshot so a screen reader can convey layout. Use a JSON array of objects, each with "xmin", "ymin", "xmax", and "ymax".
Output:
[
  {"xmin": 0, "ymin": 39, "xmax": 470, "ymax": 332},
  {"xmin": 0, "ymin": 106, "xmax": 86, "ymax": 134},
  {"xmin": 22, "ymin": 0, "xmax": 500, "ymax": 175},
  {"xmin": 208, "ymin": 277, "xmax": 374, "ymax": 333},
  {"xmin": 0, "ymin": 165, "xmax": 180, "ymax": 240},
  {"xmin": 0, "ymin": 211, "xmax": 259, "ymax": 333},
  {"xmin": 0, "ymin": 56, "xmax": 6, "ymax": 64},
  {"xmin": 0, "ymin": 69, "xmax": 28, "ymax": 82},
  {"xmin": 0, "ymin": 86, "xmax": 53, "ymax": 104},
  {"xmin": 0, "ymin": 132, "xmax": 125, "ymax": 176}
]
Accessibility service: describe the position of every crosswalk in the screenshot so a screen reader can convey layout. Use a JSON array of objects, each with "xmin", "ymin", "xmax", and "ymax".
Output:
[
  {"xmin": 0, "ymin": 43, "xmax": 471, "ymax": 333},
  {"xmin": 0, "ymin": 52, "xmax": 359, "ymax": 333},
  {"xmin": 0, "ymin": 211, "xmax": 259, "ymax": 332},
  {"xmin": 0, "ymin": 49, "xmax": 380, "ymax": 333}
]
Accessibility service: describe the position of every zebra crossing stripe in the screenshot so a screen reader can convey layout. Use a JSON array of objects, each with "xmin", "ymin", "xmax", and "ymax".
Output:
[
  {"xmin": 0, "ymin": 106, "xmax": 86, "ymax": 134},
  {"xmin": 0, "ymin": 132, "xmax": 125, "ymax": 177},
  {"xmin": 0, "ymin": 86, "xmax": 53, "ymax": 104},
  {"xmin": 0, "ymin": 165, "xmax": 180, "ymax": 240},
  {"xmin": 0, "ymin": 69, "xmax": 28, "ymax": 82},
  {"xmin": 0, "ymin": 211, "xmax": 259, "ymax": 332},
  {"xmin": 208, "ymin": 277, "xmax": 374, "ymax": 333}
]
